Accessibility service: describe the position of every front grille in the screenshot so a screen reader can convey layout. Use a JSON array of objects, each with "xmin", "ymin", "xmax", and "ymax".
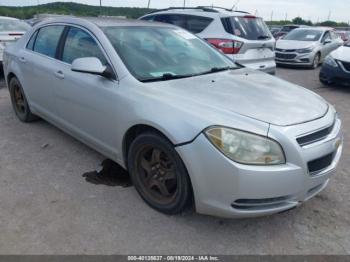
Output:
[
  {"xmin": 232, "ymin": 196, "xmax": 291, "ymax": 210},
  {"xmin": 308, "ymin": 153, "xmax": 334, "ymax": 175},
  {"xmin": 340, "ymin": 61, "xmax": 350, "ymax": 72},
  {"xmin": 296, "ymin": 123, "xmax": 335, "ymax": 147},
  {"xmin": 276, "ymin": 48, "xmax": 296, "ymax": 52},
  {"xmin": 276, "ymin": 52, "xmax": 297, "ymax": 59}
]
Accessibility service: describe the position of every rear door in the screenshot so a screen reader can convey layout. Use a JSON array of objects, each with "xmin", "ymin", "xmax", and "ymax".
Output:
[{"xmin": 18, "ymin": 25, "xmax": 65, "ymax": 118}]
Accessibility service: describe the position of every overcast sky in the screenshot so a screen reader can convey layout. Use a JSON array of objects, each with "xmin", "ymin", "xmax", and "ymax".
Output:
[{"xmin": 2, "ymin": 0, "xmax": 350, "ymax": 22}]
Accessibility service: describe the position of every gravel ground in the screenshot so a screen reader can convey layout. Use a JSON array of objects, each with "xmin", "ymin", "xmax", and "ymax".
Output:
[{"xmin": 0, "ymin": 67, "xmax": 349, "ymax": 255}]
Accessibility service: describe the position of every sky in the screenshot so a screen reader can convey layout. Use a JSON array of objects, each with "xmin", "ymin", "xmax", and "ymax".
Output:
[{"xmin": 1, "ymin": 0, "xmax": 349, "ymax": 23}]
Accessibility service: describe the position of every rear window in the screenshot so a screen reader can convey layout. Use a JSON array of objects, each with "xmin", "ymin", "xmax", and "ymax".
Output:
[
  {"xmin": 221, "ymin": 16, "xmax": 271, "ymax": 40},
  {"xmin": 150, "ymin": 14, "xmax": 213, "ymax": 34}
]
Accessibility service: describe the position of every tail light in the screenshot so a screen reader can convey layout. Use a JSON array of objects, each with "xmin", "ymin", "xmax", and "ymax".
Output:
[{"xmin": 206, "ymin": 39, "xmax": 243, "ymax": 54}]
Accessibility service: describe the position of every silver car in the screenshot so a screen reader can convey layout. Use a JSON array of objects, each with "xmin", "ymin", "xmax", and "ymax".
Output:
[
  {"xmin": 276, "ymin": 27, "xmax": 343, "ymax": 69},
  {"xmin": 3, "ymin": 17, "xmax": 343, "ymax": 218}
]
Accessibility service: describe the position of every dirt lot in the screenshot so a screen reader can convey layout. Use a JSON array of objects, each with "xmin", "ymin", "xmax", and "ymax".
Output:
[{"xmin": 0, "ymin": 67, "xmax": 349, "ymax": 255}]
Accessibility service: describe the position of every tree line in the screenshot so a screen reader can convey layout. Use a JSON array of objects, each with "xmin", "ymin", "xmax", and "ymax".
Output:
[{"xmin": 0, "ymin": 2, "xmax": 155, "ymax": 19}]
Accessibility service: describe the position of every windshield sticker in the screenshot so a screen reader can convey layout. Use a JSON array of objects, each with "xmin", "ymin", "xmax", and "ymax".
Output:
[
  {"xmin": 306, "ymin": 34, "xmax": 316, "ymax": 39},
  {"xmin": 173, "ymin": 29, "xmax": 196, "ymax": 40},
  {"xmin": 150, "ymin": 72, "xmax": 176, "ymax": 77}
]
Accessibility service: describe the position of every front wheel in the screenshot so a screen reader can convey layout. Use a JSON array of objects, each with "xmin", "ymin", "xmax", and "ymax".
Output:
[
  {"xmin": 128, "ymin": 133, "xmax": 192, "ymax": 214},
  {"xmin": 311, "ymin": 53, "xmax": 321, "ymax": 69}
]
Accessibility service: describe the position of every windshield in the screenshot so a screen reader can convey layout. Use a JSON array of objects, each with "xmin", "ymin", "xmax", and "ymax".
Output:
[
  {"xmin": 283, "ymin": 29, "xmax": 322, "ymax": 41},
  {"xmin": 103, "ymin": 26, "xmax": 237, "ymax": 82},
  {"xmin": 0, "ymin": 19, "xmax": 30, "ymax": 32},
  {"xmin": 221, "ymin": 16, "xmax": 271, "ymax": 40}
]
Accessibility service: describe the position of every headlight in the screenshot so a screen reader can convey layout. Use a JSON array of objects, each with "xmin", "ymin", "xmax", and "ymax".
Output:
[
  {"xmin": 205, "ymin": 127, "xmax": 285, "ymax": 165},
  {"xmin": 324, "ymin": 56, "xmax": 338, "ymax": 67},
  {"xmin": 296, "ymin": 47, "xmax": 314, "ymax": 54}
]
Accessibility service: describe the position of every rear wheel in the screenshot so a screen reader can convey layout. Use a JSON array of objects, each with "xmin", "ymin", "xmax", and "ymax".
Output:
[
  {"xmin": 128, "ymin": 133, "xmax": 192, "ymax": 214},
  {"xmin": 9, "ymin": 77, "xmax": 38, "ymax": 122}
]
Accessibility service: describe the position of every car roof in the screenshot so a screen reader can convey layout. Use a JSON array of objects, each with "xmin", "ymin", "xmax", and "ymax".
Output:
[
  {"xmin": 37, "ymin": 16, "xmax": 177, "ymax": 28},
  {"xmin": 142, "ymin": 6, "xmax": 256, "ymax": 18},
  {"xmin": 0, "ymin": 16, "xmax": 19, "ymax": 21}
]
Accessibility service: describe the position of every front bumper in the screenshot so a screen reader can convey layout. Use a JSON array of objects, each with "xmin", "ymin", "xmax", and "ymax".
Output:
[
  {"xmin": 275, "ymin": 50, "xmax": 316, "ymax": 66},
  {"xmin": 176, "ymin": 109, "xmax": 342, "ymax": 218},
  {"xmin": 320, "ymin": 62, "xmax": 350, "ymax": 86}
]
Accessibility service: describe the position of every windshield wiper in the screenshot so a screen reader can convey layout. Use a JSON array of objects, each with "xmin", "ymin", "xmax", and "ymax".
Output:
[
  {"xmin": 140, "ymin": 66, "xmax": 238, "ymax": 82},
  {"xmin": 194, "ymin": 66, "xmax": 237, "ymax": 76},
  {"xmin": 257, "ymin": 35, "xmax": 270, "ymax": 40},
  {"xmin": 140, "ymin": 73, "xmax": 193, "ymax": 83}
]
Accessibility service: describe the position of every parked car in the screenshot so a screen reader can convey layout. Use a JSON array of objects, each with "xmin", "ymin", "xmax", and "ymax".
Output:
[
  {"xmin": 0, "ymin": 16, "xmax": 30, "ymax": 66},
  {"xmin": 270, "ymin": 27, "xmax": 281, "ymax": 36},
  {"xmin": 273, "ymin": 24, "xmax": 309, "ymax": 39},
  {"xmin": 275, "ymin": 27, "xmax": 343, "ymax": 69},
  {"xmin": 335, "ymin": 30, "xmax": 350, "ymax": 43},
  {"xmin": 319, "ymin": 42, "xmax": 350, "ymax": 86},
  {"xmin": 3, "ymin": 17, "xmax": 343, "ymax": 218},
  {"xmin": 139, "ymin": 7, "xmax": 276, "ymax": 74}
]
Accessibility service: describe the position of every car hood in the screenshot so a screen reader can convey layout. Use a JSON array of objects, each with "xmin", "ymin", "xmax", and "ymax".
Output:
[
  {"xmin": 276, "ymin": 40, "xmax": 317, "ymax": 50},
  {"xmin": 150, "ymin": 69, "xmax": 328, "ymax": 127},
  {"xmin": 331, "ymin": 46, "xmax": 350, "ymax": 61}
]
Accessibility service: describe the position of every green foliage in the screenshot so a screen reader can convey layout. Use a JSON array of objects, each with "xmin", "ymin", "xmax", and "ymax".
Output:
[
  {"xmin": 0, "ymin": 2, "xmax": 155, "ymax": 19},
  {"xmin": 292, "ymin": 17, "xmax": 313, "ymax": 26}
]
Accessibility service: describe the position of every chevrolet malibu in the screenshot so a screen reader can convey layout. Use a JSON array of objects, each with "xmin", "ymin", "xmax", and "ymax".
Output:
[{"xmin": 3, "ymin": 18, "xmax": 343, "ymax": 218}]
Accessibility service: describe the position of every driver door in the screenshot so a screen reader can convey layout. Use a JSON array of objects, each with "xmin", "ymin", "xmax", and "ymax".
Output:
[{"xmin": 53, "ymin": 26, "xmax": 120, "ymax": 157}]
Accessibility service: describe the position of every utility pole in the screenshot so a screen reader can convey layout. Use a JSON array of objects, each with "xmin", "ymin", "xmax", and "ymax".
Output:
[
  {"xmin": 99, "ymin": 0, "xmax": 102, "ymax": 16},
  {"xmin": 147, "ymin": 0, "xmax": 151, "ymax": 9},
  {"xmin": 285, "ymin": 13, "xmax": 288, "ymax": 21},
  {"xmin": 327, "ymin": 10, "xmax": 331, "ymax": 21},
  {"xmin": 183, "ymin": 0, "xmax": 186, "ymax": 8},
  {"xmin": 270, "ymin": 11, "xmax": 273, "ymax": 22}
]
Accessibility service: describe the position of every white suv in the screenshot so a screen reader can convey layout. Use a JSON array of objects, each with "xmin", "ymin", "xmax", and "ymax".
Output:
[{"xmin": 140, "ymin": 6, "xmax": 276, "ymax": 74}]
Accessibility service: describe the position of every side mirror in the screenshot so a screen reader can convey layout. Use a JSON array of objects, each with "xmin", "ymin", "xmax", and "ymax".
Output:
[{"xmin": 72, "ymin": 57, "xmax": 108, "ymax": 77}]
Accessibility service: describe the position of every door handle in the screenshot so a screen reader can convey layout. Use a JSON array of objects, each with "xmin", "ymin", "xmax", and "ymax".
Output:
[
  {"xmin": 19, "ymin": 57, "xmax": 26, "ymax": 63},
  {"xmin": 54, "ymin": 70, "xmax": 65, "ymax": 79}
]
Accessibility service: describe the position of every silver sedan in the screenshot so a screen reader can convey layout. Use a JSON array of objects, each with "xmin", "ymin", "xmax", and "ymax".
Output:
[
  {"xmin": 3, "ymin": 17, "xmax": 343, "ymax": 218},
  {"xmin": 276, "ymin": 27, "xmax": 343, "ymax": 69}
]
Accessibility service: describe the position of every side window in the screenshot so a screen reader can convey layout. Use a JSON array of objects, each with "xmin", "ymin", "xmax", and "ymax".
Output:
[
  {"xmin": 33, "ymin": 25, "xmax": 65, "ymax": 58},
  {"xmin": 185, "ymin": 15, "xmax": 213, "ymax": 34},
  {"xmin": 321, "ymin": 31, "xmax": 331, "ymax": 43},
  {"xmin": 141, "ymin": 15, "xmax": 155, "ymax": 21},
  {"xmin": 62, "ymin": 27, "xmax": 107, "ymax": 65},
  {"xmin": 154, "ymin": 14, "xmax": 171, "ymax": 23},
  {"xmin": 26, "ymin": 30, "xmax": 38, "ymax": 50}
]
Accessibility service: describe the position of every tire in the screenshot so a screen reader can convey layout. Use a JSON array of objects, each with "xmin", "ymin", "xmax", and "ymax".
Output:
[
  {"xmin": 9, "ymin": 77, "xmax": 38, "ymax": 122},
  {"xmin": 128, "ymin": 132, "xmax": 192, "ymax": 215},
  {"xmin": 319, "ymin": 74, "xmax": 333, "ymax": 86},
  {"xmin": 311, "ymin": 53, "xmax": 321, "ymax": 69}
]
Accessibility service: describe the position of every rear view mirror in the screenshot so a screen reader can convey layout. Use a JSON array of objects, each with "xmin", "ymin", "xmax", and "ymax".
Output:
[{"xmin": 71, "ymin": 57, "xmax": 107, "ymax": 76}]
